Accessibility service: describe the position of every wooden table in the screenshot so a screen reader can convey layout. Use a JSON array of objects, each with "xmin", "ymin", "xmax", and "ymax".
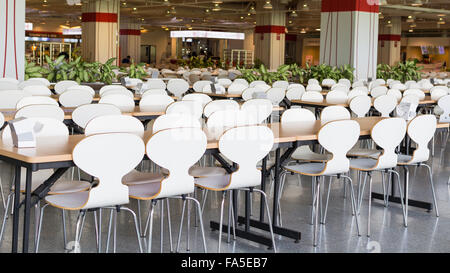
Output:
[{"xmin": 2, "ymin": 116, "xmax": 447, "ymax": 252}]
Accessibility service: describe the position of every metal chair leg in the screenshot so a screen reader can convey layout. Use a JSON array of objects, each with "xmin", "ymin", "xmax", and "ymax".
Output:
[
  {"xmin": 253, "ymin": 189, "xmax": 277, "ymax": 252},
  {"xmin": 389, "ymin": 170, "xmax": 407, "ymax": 227},
  {"xmin": 313, "ymin": 177, "xmax": 321, "ymax": 247},
  {"xmin": 147, "ymin": 200, "xmax": 156, "ymax": 253},
  {"xmin": 0, "ymin": 192, "xmax": 12, "ymax": 245},
  {"xmin": 34, "ymin": 203, "xmax": 48, "ymax": 253},
  {"xmin": 422, "ymin": 163, "xmax": 439, "ymax": 217},
  {"xmin": 185, "ymin": 196, "xmax": 208, "ymax": 253},
  {"xmin": 342, "ymin": 175, "xmax": 361, "ymax": 236},
  {"xmin": 166, "ymin": 198, "xmax": 173, "ymax": 252},
  {"xmin": 218, "ymin": 191, "xmax": 226, "ymax": 253},
  {"xmin": 62, "ymin": 210, "xmax": 67, "ymax": 250},
  {"xmin": 176, "ymin": 199, "xmax": 186, "ymax": 253},
  {"xmin": 121, "ymin": 207, "xmax": 144, "ymax": 253},
  {"xmin": 74, "ymin": 210, "xmax": 86, "ymax": 251},
  {"xmin": 321, "ymin": 176, "xmax": 332, "ymax": 224},
  {"xmin": 367, "ymin": 172, "xmax": 373, "ymax": 237}
]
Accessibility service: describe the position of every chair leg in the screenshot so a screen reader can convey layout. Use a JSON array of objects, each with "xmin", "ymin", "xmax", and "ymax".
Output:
[
  {"xmin": 0, "ymin": 192, "xmax": 12, "ymax": 245},
  {"xmin": 358, "ymin": 172, "xmax": 368, "ymax": 214},
  {"xmin": 201, "ymin": 189, "xmax": 208, "ymax": 214},
  {"xmin": 106, "ymin": 209, "xmax": 113, "ymax": 253},
  {"xmin": 166, "ymin": 198, "xmax": 173, "ymax": 252},
  {"xmin": 0, "ymin": 178, "xmax": 5, "ymax": 209},
  {"xmin": 62, "ymin": 210, "xmax": 67, "ymax": 250},
  {"xmin": 313, "ymin": 177, "xmax": 321, "ymax": 247},
  {"xmin": 97, "ymin": 209, "xmax": 102, "ymax": 253},
  {"xmin": 121, "ymin": 207, "xmax": 144, "ymax": 253},
  {"xmin": 160, "ymin": 200, "xmax": 164, "ymax": 253},
  {"xmin": 218, "ymin": 191, "xmax": 226, "ymax": 253},
  {"xmin": 137, "ymin": 200, "xmax": 143, "ymax": 236},
  {"xmin": 342, "ymin": 175, "xmax": 361, "ymax": 236},
  {"xmin": 422, "ymin": 163, "xmax": 439, "ymax": 217},
  {"xmin": 321, "ymin": 176, "xmax": 332, "ymax": 225},
  {"xmin": 34, "ymin": 203, "xmax": 48, "ymax": 253},
  {"xmin": 93, "ymin": 211, "xmax": 99, "ymax": 251},
  {"xmin": 389, "ymin": 170, "xmax": 407, "ymax": 228},
  {"xmin": 403, "ymin": 166, "xmax": 409, "ymax": 227},
  {"xmin": 176, "ymin": 199, "xmax": 186, "ymax": 253},
  {"xmin": 227, "ymin": 190, "xmax": 232, "ymax": 243},
  {"xmin": 310, "ymin": 176, "xmax": 317, "ymax": 225},
  {"xmin": 186, "ymin": 195, "xmax": 191, "ymax": 251},
  {"xmin": 74, "ymin": 210, "xmax": 86, "ymax": 252},
  {"xmin": 253, "ymin": 188, "xmax": 277, "ymax": 252},
  {"xmin": 147, "ymin": 200, "xmax": 156, "ymax": 253},
  {"xmin": 185, "ymin": 196, "xmax": 208, "ymax": 253},
  {"xmin": 367, "ymin": 172, "xmax": 373, "ymax": 237},
  {"xmin": 34, "ymin": 202, "xmax": 40, "ymax": 250}
]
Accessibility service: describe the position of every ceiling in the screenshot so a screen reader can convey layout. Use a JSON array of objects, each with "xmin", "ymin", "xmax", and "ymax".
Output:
[{"xmin": 25, "ymin": 0, "xmax": 450, "ymax": 36}]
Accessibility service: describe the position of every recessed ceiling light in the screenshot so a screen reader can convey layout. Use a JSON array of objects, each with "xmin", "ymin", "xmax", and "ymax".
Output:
[
  {"xmin": 411, "ymin": 0, "xmax": 423, "ymax": 6},
  {"xmin": 263, "ymin": 1, "xmax": 272, "ymax": 9},
  {"xmin": 212, "ymin": 3, "xmax": 221, "ymax": 11}
]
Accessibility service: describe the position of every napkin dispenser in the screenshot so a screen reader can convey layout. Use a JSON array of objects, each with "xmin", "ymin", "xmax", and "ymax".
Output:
[
  {"xmin": 121, "ymin": 76, "xmax": 131, "ymax": 86},
  {"xmin": 252, "ymin": 92, "xmax": 267, "ymax": 99},
  {"xmin": 395, "ymin": 102, "xmax": 418, "ymax": 121},
  {"xmin": 8, "ymin": 117, "xmax": 43, "ymax": 148}
]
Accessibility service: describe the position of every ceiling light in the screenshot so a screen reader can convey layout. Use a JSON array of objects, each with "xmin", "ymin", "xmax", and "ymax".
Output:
[
  {"xmin": 212, "ymin": 3, "xmax": 221, "ymax": 11},
  {"xmin": 315, "ymin": 28, "xmax": 321, "ymax": 31},
  {"xmin": 249, "ymin": 6, "xmax": 256, "ymax": 15},
  {"xmin": 205, "ymin": 8, "xmax": 210, "ymax": 13},
  {"xmin": 163, "ymin": 0, "xmax": 170, "ymax": 6},
  {"xmin": 411, "ymin": 0, "xmax": 423, "ymax": 6},
  {"xmin": 300, "ymin": 29, "xmax": 306, "ymax": 34},
  {"xmin": 263, "ymin": 1, "xmax": 272, "ymax": 9},
  {"xmin": 409, "ymin": 29, "xmax": 413, "ymax": 32},
  {"xmin": 302, "ymin": 3, "xmax": 309, "ymax": 11},
  {"xmin": 290, "ymin": 10, "xmax": 298, "ymax": 18},
  {"xmin": 212, "ymin": 0, "xmax": 223, "ymax": 3}
]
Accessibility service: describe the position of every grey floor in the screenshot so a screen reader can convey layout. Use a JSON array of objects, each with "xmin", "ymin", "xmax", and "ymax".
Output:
[{"xmin": 0, "ymin": 132, "xmax": 448, "ymax": 253}]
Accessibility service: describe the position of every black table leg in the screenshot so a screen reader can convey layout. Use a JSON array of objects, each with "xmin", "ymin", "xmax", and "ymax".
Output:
[
  {"xmin": 22, "ymin": 167, "xmax": 32, "ymax": 253},
  {"xmin": 272, "ymin": 148, "xmax": 281, "ymax": 227},
  {"xmin": 259, "ymin": 156, "xmax": 268, "ymax": 222},
  {"xmin": 12, "ymin": 165, "xmax": 21, "ymax": 253}
]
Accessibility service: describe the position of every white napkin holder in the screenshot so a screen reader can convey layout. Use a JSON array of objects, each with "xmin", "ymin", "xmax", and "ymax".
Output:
[
  {"xmin": 253, "ymin": 92, "xmax": 267, "ymax": 99},
  {"xmin": 8, "ymin": 117, "xmax": 43, "ymax": 148},
  {"xmin": 121, "ymin": 76, "xmax": 131, "ymax": 86},
  {"xmin": 395, "ymin": 102, "xmax": 418, "ymax": 121}
]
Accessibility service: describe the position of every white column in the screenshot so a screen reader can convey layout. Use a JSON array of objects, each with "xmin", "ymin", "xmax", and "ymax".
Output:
[
  {"xmin": 378, "ymin": 17, "xmax": 401, "ymax": 66},
  {"xmin": 120, "ymin": 22, "xmax": 141, "ymax": 64},
  {"xmin": 320, "ymin": 0, "xmax": 379, "ymax": 80},
  {"xmin": 0, "ymin": 0, "xmax": 25, "ymax": 80}
]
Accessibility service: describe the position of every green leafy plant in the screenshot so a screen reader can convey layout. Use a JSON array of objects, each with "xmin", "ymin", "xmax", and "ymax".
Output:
[
  {"xmin": 98, "ymin": 58, "xmax": 118, "ymax": 85},
  {"xmin": 120, "ymin": 62, "xmax": 147, "ymax": 79},
  {"xmin": 24, "ymin": 59, "xmax": 48, "ymax": 80},
  {"xmin": 377, "ymin": 61, "xmax": 423, "ymax": 82}
]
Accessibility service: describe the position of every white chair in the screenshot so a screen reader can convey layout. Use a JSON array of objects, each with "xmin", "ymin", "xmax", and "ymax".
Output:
[
  {"xmin": 407, "ymin": 82, "xmax": 422, "ymax": 90},
  {"xmin": 321, "ymin": 105, "xmax": 351, "ymax": 125},
  {"xmin": 99, "ymin": 85, "xmax": 128, "ymax": 96},
  {"xmin": 99, "ymin": 94, "xmax": 135, "ymax": 112},
  {"xmin": 40, "ymin": 133, "xmax": 145, "ymax": 253},
  {"xmin": 240, "ymin": 99, "xmax": 273, "ymax": 124},
  {"xmin": 306, "ymin": 84, "xmax": 322, "ymax": 92},
  {"xmin": 322, "ymin": 79, "xmax": 336, "ymax": 88},
  {"xmin": 59, "ymin": 89, "xmax": 94, "ymax": 108},
  {"xmin": 338, "ymin": 78, "xmax": 352, "ymax": 89},
  {"xmin": 128, "ymin": 127, "xmax": 208, "ymax": 253},
  {"xmin": 282, "ymin": 120, "xmax": 361, "ymax": 246},
  {"xmin": 430, "ymin": 88, "xmax": 448, "ymax": 101},
  {"xmin": 127, "ymin": 78, "xmax": 143, "ymax": 88},
  {"xmin": 217, "ymin": 78, "xmax": 232, "ymax": 88},
  {"xmin": 266, "ymin": 88, "xmax": 286, "ymax": 105},
  {"xmin": 16, "ymin": 96, "xmax": 58, "ymax": 109},
  {"xmin": 370, "ymin": 86, "xmax": 388, "ymax": 98},
  {"xmin": 203, "ymin": 100, "xmax": 240, "ymax": 118},
  {"xmin": 193, "ymin": 80, "xmax": 211, "ymax": 93},
  {"xmin": 349, "ymin": 95, "xmax": 372, "ymax": 118},
  {"xmin": 15, "ymin": 104, "xmax": 65, "ymax": 122},
  {"xmin": 254, "ymin": 84, "xmax": 271, "ymax": 92},
  {"xmin": 101, "ymin": 88, "xmax": 134, "ymax": 99},
  {"xmin": 302, "ymin": 91, "xmax": 323, "ymax": 103},
  {"xmin": 352, "ymin": 80, "xmax": 366, "ymax": 88},
  {"xmin": 241, "ymin": 87, "xmax": 259, "ymax": 101},
  {"xmin": 272, "ymin": 80, "xmax": 289, "ymax": 90},
  {"xmin": 326, "ymin": 90, "xmax": 348, "ymax": 104},
  {"xmin": 308, "ymin": 79, "xmax": 319, "ymax": 85},
  {"xmin": 227, "ymin": 83, "xmax": 247, "ymax": 95},
  {"xmin": 401, "ymin": 95, "xmax": 420, "ymax": 106},
  {"xmin": 145, "ymin": 79, "xmax": 166, "ymax": 90},
  {"xmin": 66, "ymin": 85, "xmax": 95, "ymax": 96},
  {"xmin": 167, "ymin": 79, "xmax": 189, "ymax": 98},
  {"xmin": 374, "ymin": 95, "xmax": 397, "ymax": 117},
  {"xmin": 350, "ymin": 118, "xmax": 407, "ymax": 237},
  {"xmin": 391, "ymin": 83, "xmax": 407, "ymax": 91},
  {"xmin": 165, "ymin": 100, "xmax": 203, "ymax": 120},
  {"xmin": 206, "ymin": 109, "xmax": 259, "ymax": 139},
  {"xmin": 182, "ymin": 93, "xmax": 212, "ymax": 108},
  {"xmin": 152, "ymin": 114, "xmax": 202, "ymax": 133},
  {"xmin": 19, "ymin": 78, "xmax": 50, "ymax": 89},
  {"xmin": 54, "ymin": 80, "xmax": 78, "ymax": 95},
  {"xmin": 331, "ymin": 83, "xmax": 350, "ymax": 93},
  {"xmin": 405, "ymin": 80, "xmax": 417, "ymax": 89},
  {"xmin": 0, "ymin": 78, "xmax": 19, "ymax": 90},
  {"xmin": 139, "ymin": 94, "xmax": 174, "ymax": 112},
  {"xmin": 72, "ymin": 104, "xmax": 122, "ymax": 129},
  {"xmin": 249, "ymin": 80, "xmax": 266, "ymax": 88},
  {"xmin": 419, "ymin": 81, "xmax": 434, "ymax": 91},
  {"xmin": 286, "ymin": 87, "xmax": 305, "ymax": 101},
  {"xmin": 84, "ymin": 115, "xmax": 144, "ymax": 137},
  {"xmin": 0, "ymin": 112, "xmax": 3, "ymax": 129},
  {"xmin": 202, "ymin": 84, "xmax": 226, "ymax": 94},
  {"xmin": 233, "ymin": 78, "xmax": 249, "ymax": 88},
  {"xmin": 347, "ymin": 89, "xmax": 368, "ymax": 102},
  {"xmin": 430, "ymin": 86, "xmax": 449, "ymax": 94},
  {"xmin": 437, "ymin": 95, "xmax": 450, "ymax": 123},
  {"xmin": 0, "ymin": 90, "xmax": 32, "ymax": 108},
  {"xmin": 142, "ymin": 89, "xmax": 168, "ymax": 97},
  {"xmin": 195, "ymin": 125, "xmax": 276, "ymax": 252},
  {"xmin": 404, "ymin": 89, "xmax": 425, "ymax": 100},
  {"xmin": 22, "ymin": 85, "xmax": 52, "ymax": 96},
  {"xmin": 387, "ymin": 89, "xmax": 403, "ymax": 102}
]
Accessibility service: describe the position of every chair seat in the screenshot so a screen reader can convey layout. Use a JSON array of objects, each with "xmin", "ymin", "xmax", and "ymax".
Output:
[
  {"xmin": 349, "ymin": 158, "xmax": 379, "ymax": 171},
  {"xmin": 45, "ymin": 191, "xmax": 90, "ymax": 210},
  {"xmin": 283, "ymin": 163, "xmax": 326, "ymax": 176},
  {"xmin": 122, "ymin": 170, "xmax": 164, "ymax": 185},
  {"xmin": 291, "ymin": 146, "xmax": 331, "ymax": 162},
  {"xmin": 189, "ymin": 166, "xmax": 227, "ymax": 178},
  {"xmin": 347, "ymin": 148, "xmax": 381, "ymax": 158},
  {"xmin": 128, "ymin": 182, "xmax": 162, "ymax": 200},
  {"xmin": 397, "ymin": 154, "xmax": 414, "ymax": 165},
  {"xmin": 195, "ymin": 175, "xmax": 231, "ymax": 191}
]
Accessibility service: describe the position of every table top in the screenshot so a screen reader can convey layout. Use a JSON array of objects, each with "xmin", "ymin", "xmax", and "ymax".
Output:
[
  {"xmin": 0, "ymin": 116, "xmax": 447, "ymax": 164},
  {"xmin": 291, "ymin": 96, "xmax": 437, "ymax": 108}
]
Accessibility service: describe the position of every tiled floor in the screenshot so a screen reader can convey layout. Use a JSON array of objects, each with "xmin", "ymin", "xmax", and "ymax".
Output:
[{"xmin": 0, "ymin": 133, "xmax": 448, "ymax": 253}]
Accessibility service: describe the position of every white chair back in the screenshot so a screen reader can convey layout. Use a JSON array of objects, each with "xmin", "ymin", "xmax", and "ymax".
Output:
[
  {"xmin": 167, "ymin": 79, "xmax": 189, "ymax": 98},
  {"xmin": 54, "ymin": 80, "xmax": 78, "ymax": 95},
  {"xmin": 16, "ymin": 96, "xmax": 58, "ymax": 109},
  {"xmin": 286, "ymin": 87, "xmax": 305, "ymax": 101},
  {"xmin": 370, "ymin": 86, "xmax": 388, "ymax": 98},
  {"xmin": 193, "ymin": 80, "xmax": 211, "ymax": 92},
  {"xmin": 266, "ymin": 88, "xmax": 286, "ymax": 105},
  {"xmin": 19, "ymin": 78, "xmax": 50, "ymax": 89},
  {"xmin": 203, "ymin": 99, "xmax": 240, "ymax": 118},
  {"xmin": 22, "ymin": 85, "xmax": 52, "ymax": 96},
  {"xmin": 0, "ymin": 90, "xmax": 32, "ymax": 108},
  {"xmin": 374, "ymin": 94, "xmax": 398, "ymax": 117},
  {"xmin": 59, "ymin": 89, "xmax": 94, "ymax": 108},
  {"xmin": 347, "ymin": 89, "xmax": 367, "ymax": 102},
  {"xmin": 145, "ymin": 79, "xmax": 166, "ymax": 90},
  {"xmin": 430, "ymin": 88, "xmax": 448, "ymax": 101},
  {"xmin": 401, "ymin": 95, "xmax": 420, "ymax": 106},
  {"xmin": 403, "ymin": 89, "xmax": 425, "ymax": 100},
  {"xmin": 99, "ymin": 85, "xmax": 128, "ymax": 96},
  {"xmin": 308, "ymin": 79, "xmax": 319, "ymax": 85},
  {"xmin": 15, "ymin": 104, "xmax": 65, "ymax": 122},
  {"xmin": 302, "ymin": 91, "xmax": 323, "ymax": 102},
  {"xmin": 0, "ymin": 78, "xmax": 19, "ymax": 90},
  {"xmin": 405, "ymin": 114, "xmax": 437, "ymax": 163},
  {"xmin": 227, "ymin": 83, "xmax": 247, "ymax": 95},
  {"xmin": 338, "ymin": 79, "xmax": 352, "ymax": 89},
  {"xmin": 387, "ymin": 89, "xmax": 402, "ymax": 102},
  {"xmin": 391, "ymin": 83, "xmax": 407, "ymax": 91},
  {"xmin": 165, "ymin": 100, "xmax": 203, "ymax": 120},
  {"xmin": 322, "ymin": 79, "xmax": 336, "ymax": 88},
  {"xmin": 66, "ymin": 85, "xmax": 95, "ymax": 96},
  {"xmin": 182, "ymin": 93, "xmax": 212, "ymax": 108},
  {"xmin": 139, "ymin": 94, "xmax": 174, "ymax": 112},
  {"xmin": 306, "ymin": 84, "xmax": 322, "ymax": 92},
  {"xmin": 249, "ymin": 80, "xmax": 266, "ymax": 88},
  {"xmin": 217, "ymin": 78, "xmax": 232, "ymax": 88},
  {"xmin": 242, "ymin": 87, "xmax": 259, "ymax": 101},
  {"xmin": 73, "ymin": 133, "xmax": 145, "ymax": 209},
  {"xmin": 281, "ymin": 108, "xmax": 316, "ymax": 124},
  {"xmin": 233, "ymin": 79, "xmax": 249, "ymax": 88},
  {"xmin": 85, "ymin": 115, "xmax": 144, "ymax": 136},
  {"xmin": 72, "ymin": 104, "xmax": 121, "ymax": 129},
  {"xmin": 142, "ymin": 89, "xmax": 168, "ymax": 97},
  {"xmin": 349, "ymin": 95, "xmax": 371, "ymax": 118},
  {"xmin": 438, "ymin": 95, "xmax": 450, "ymax": 123},
  {"xmin": 320, "ymin": 106, "xmax": 350, "ymax": 125},
  {"xmin": 331, "ymin": 83, "xmax": 350, "ymax": 93},
  {"xmin": 241, "ymin": 99, "xmax": 273, "ymax": 124},
  {"xmin": 202, "ymin": 84, "xmax": 226, "ymax": 94},
  {"xmin": 99, "ymin": 94, "xmax": 135, "ymax": 112},
  {"xmin": 326, "ymin": 90, "xmax": 348, "ymax": 104},
  {"xmin": 101, "ymin": 88, "xmax": 134, "ymax": 98},
  {"xmin": 152, "ymin": 114, "xmax": 201, "ymax": 133},
  {"xmin": 272, "ymin": 80, "xmax": 289, "ymax": 90}
]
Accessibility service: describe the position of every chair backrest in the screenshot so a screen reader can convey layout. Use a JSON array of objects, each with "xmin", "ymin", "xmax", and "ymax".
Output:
[
  {"xmin": 200, "ymin": 72, "xmax": 212, "ymax": 81},
  {"xmin": 142, "ymin": 89, "xmax": 168, "ymax": 97},
  {"xmin": 301, "ymin": 91, "xmax": 323, "ymax": 102},
  {"xmin": 188, "ymin": 73, "xmax": 201, "ymax": 84},
  {"xmin": 66, "ymin": 85, "xmax": 96, "ymax": 96},
  {"xmin": 370, "ymin": 86, "xmax": 388, "ymax": 98},
  {"xmin": 242, "ymin": 87, "xmax": 259, "ymax": 101},
  {"xmin": 430, "ymin": 88, "xmax": 448, "ymax": 101},
  {"xmin": 308, "ymin": 79, "xmax": 319, "ymax": 85},
  {"xmin": 438, "ymin": 95, "xmax": 450, "ymax": 123},
  {"xmin": 182, "ymin": 93, "xmax": 212, "ymax": 108},
  {"xmin": 167, "ymin": 79, "xmax": 189, "ymax": 98},
  {"xmin": 249, "ymin": 80, "xmax": 266, "ymax": 88},
  {"xmin": 219, "ymin": 125, "xmax": 274, "ymax": 189},
  {"xmin": 146, "ymin": 127, "xmax": 207, "ymax": 198},
  {"xmin": 403, "ymin": 89, "xmax": 425, "ymax": 100},
  {"xmin": 281, "ymin": 108, "xmax": 316, "ymax": 124},
  {"xmin": 266, "ymin": 88, "xmax": 286, "ymax": 105},
  {"xmin": 99, "ymin": 85, "xmax": 128, "ymax": 96},
  {"xmin": 193, "ymin": 80, "xmax": 211, "ymax": 92},
  {"xmin": 419, "ymin": 81, "xmax": 433, "ymax": 91},
  {"xmin": 101, "ymin": 88, "xmax": 134, "ymax": 98},
  {"xmin": 286, "ymin": 87, "xmax": 305, "ymax": 101},
  {"xmin": 0, "ymin": 112, "xmax": 3, "ymax": 129},
  {"xmin": 146, "ymin": 79, "xmax": 166, "ymax": 90},
  {"xmin": 203, "ymin": 99, "xmax": 240, "ymax": 118},
  {"xmin": 85, "ymin": 115, "xmax": 144, "ymax": 137},
  {"xmin": 374, "ymin": 94, "xmax": 398, "ymax": 117},
  {"xmin": 15, "ymin": 104, "xmax": 65, "ymax": 122},
  {"xmin": 217, "ymin": 78, "xmax": 232, "ymax": 88},
  {"xmin": 401, "ymin": 95, "xmax": 420, "ymax": 106},
  {"xmin": 202, "ymin": 83, "xmax": 226, "ymax": 94},
  {"xmin": 347, "ymin": 89, "xmax": 368, "ymax": 102},
  {"xmin": 233, "ymin": 78, "xmax": 249, "ymax": 88},
  {"xmin": 99, "ymin": 94, "xmax": 135, "ymax": 112},
  {"xmin": 139, "ymin": 94, "xmax": 175, "ymax": 112},
  {"xmin": 227, "ymin": 83, "xmax": 247, "ymax": 95},
  {"xmin": 387, "ymin": 89, "xmax": 403, "ymax": 102},
  {"xmin": 405, "ymin": 114, "xmax": 437, "ymax": 163},
  {"xmin": 16, "ymin": 96, "xmax": 58, "ymax": 109},
  {"xmin": 59, "ymin": 89, "xmax": 94, "ymax": 108},
  {"xmin": 241, "ymin": 99, "xmax": 273, "ymax": 124},
  {"xmin": 349, "ymin": 95, "xmax": 371, "ymax": 118},
  {"xmin": 306, "ymin": 84, "xmax": 322, "ymax": 92},
  {"xmin": 272, "ymin": 80, "xmax": 289, "ymax": 90},
  {"xmin": 319, "ymin": 120, "xmax": 360, "ymax": 175},
  {"xmin": 165, "ymin": 100, "xmax": 203, "ymax": 119},
  {"xmin": 72, "ymin": 103, "xmax": 122, "ymax": 129},
  {"xmin": 0, "ymin": 79, "xmax": 19, "ymax": 90},
  {"xmin": 405, "ymin": 80, "xmax": 417, "ymax": 89},
  {"xmin": 370, "ymin": 118, "xmax": 407, "ymax": 169},
  {"xmin": 19, "ymin": 78, "xmax": 50, "ymax": 89},
  {"xmin": 22, "ymin": 85, "xmax": 52, "ymax": 96},
  {"xmin": 338, "ymin": 78, "xmax": 352, "ymax": 88},
  {"xmin": 391, "ymin": 83, "xmax": 407, "ymax": 91},
  {"xmin": 352, "ymin": 86, "xmax": 369, "ymax": 93},
  {"xmin": 326, "ymin": 90, "xmax": 348, "ymax": 104},
  {"xmin": 254, "ymin": 84, "xmax": 271, "ymax": 92},
  {"xmin": 320, "ymin": 105, "xmax": 350, "ymax": 125},
  {"xmin": 73, "ymin": 133, "xmax": 145, "ymax": 209},
  {"xmin": 322, "ymin": 78, "xmax": 336, "ymax": 87},
  {"xmin": 0, "ymin": 90, "xmax": 32, "ymax": 108},
  {"xmin": 430, "ymin": 86, "xmax": 449, "ymax": 94},
  {"xmin": 330, "ymin": 83, "xmax": 350, "ymax": 93},
  {"xmin": 152, "ymin": 113, "xmax": 201, "ymax": 133},
  {"xmin": 407, "ymin": 82, "xmax": 422, "ymax": 90},
  {"xmin": 287, "ymin": 83, "xmax": 303, "ymax": 90},
  {"xmin": 2, "ymin": 117, "xmax": 69, "ymax": 142},
  {"xmin": 54, "ymin": 80, "xmax": 78, "ymax": 95},
  {"xmin": 352, "ymin": 80, "xmax": 365, "ymax": 88}
]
